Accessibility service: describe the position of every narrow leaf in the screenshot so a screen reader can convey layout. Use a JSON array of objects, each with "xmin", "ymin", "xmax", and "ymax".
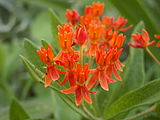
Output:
[
  {"xmin": 23, "ymin": 39, "xmax": 45, "ymax": 72},
  {"xmin": 9, "ymin": 99, "xmax": 30, "ymax": 120},
  {"xmin": 103, "ymin": 78, "xmax": 160, "ymax": 119},
  {"xmin": 49, "ymin": 9, "xmax": 61, "ymax": 50}
]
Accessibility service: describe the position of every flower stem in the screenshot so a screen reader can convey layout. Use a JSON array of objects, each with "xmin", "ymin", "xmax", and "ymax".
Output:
[
  {"xmin": 126, "ymin": 105, "xmax": 157, "ymax": 120},
  {"xmin": 81, "ymin": 101, "xmax": 102, "ymax": 120},
  {"xmin": 80, "ymin": 45, "xmax": 84, "ymax": 67},
  {"xmin": 145, "ymin": 47, "xmax": 160, "ymax": 65},
  {"xmin": 89, "ymin": 56, "xmax": 94, "ymax": 68}
]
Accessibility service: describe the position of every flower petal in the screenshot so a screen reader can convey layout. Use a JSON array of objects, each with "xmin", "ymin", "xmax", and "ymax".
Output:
[
  {"xmin": 61, "ymin": 85, "xmax": 77, "ymax": 94},
  {"xmin": 81, "ymin": 86, "xmax": 92, "ymax": 104},
  {"xmin": 87, "ymin": 70, "xmax": 98, "ymax": 89},
  {"xmin": 99, "ymin": 71, "xmax": 109, "ymax": 91},
  {"xmin": 75, "ymin": 86, "xmax": 83, "ymax": 106},
  {"xmin": 45, "ymin": 74, "xmax": 52, "ymax": 88}
]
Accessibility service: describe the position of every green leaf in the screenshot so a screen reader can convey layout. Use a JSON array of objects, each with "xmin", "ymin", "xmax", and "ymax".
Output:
[
  {"xmin": 49, "ymin": 9, "xmax": 61, "ymax": 51},
  {"xmin": 107, "ymin": 21, "xmax": 145, "ymax": 105},
  {"xmin": 51, "ymin": 91, "xmax": 81, "ymax": 120},
  {"xmin": 102, "ymin": 78, "xmax": 160, "ymax": 119},
  {"xmin": 107, "ymin": 0, "xmax": 159, "ymax": 33},
  {"xmin": 20, "ymin": 55, "xmax": 89, "ymax": 119},
  {"xmin": 0, "ymin": 42, "xmax": 5, "ymax": 76},
  {"xmin": 19, "ymin": 0, "xmax": 71, "ymax": 10},
  {"xmin": 0, "ymin": 97, "xmax": 54, "ymax": 120},
  {"xmin": 23, "ymin": 39, "xmax": 45, "ymax": 72},
  {"xmin": 9, "ymin": 99, "xmax": 30, "ymax": 120},
  {"xmin": 30, "ymin": 12, "xmax": 53, "ymax": 44}
]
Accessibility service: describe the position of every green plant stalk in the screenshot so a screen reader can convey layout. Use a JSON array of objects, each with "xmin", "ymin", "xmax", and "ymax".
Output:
[
  {"xmin": 89, "ymin": 56, "xmax": 94, "ymax": 69},
  {"xmin": 145, "ymin": 47, "xmax": 160, "ymax": 65},
  {"xmin": 80, "ymin": 45, "xmax": 84, "ymax": 67},
  {"xmin": 81, "ymin": 101, "xmax": 101, "ymax": 120},
  {"xmin": 126, "ymin": 104, "xmax": 157, "ymax": 120}
]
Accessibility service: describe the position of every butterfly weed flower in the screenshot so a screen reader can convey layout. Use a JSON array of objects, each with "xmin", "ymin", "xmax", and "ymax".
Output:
[
  {"xmin": 129, "ymin": 29, "xmax": 160, "ymax": 65},
  {"xmin": 61, "ymin": 64, "xmax": 95, "ymax": 106},
  {"xmin": 92, "ymin": 2, "xmax": 104, "ymax": 17},
  {"xmin": 36, "ymin": 1, "xmax": 131, "ymax": 106},
  {"xmin": 87, "ymin": 47, "xmax": 124, "ymax": 91},
  {"xmin": 102, "ymin": 16, "xmax": 114, "ymax": 28},
  {"xmin": 65, "ymin": 9, "xmax": 79, "ymax": 25},
  {"xmin": 75, "ymin": 24, "xmax": 88, "ymax": 46},
  {"xmin": 87, "ymin": 23, "xmax": 104, "ymax": 56},
  {"xmin": 37, "ymin": 45, "xmax": 61, "ymax": 87},
  {"xmin": 155, "ymin": 34, "xmax": 160, "ymax": 47},
  {"xmin": 60, "ymin": 52, "xmax": 79, "ymax": 87},
  {"xmin": 113, "ymin": 16, "xmax": 133, "ymax": 31},
  {"xmin": 128, "ymin": 29, "xmax": 155, "ymax": 48}
]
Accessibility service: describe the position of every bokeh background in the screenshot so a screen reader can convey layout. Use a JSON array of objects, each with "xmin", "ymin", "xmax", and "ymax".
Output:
[{"xmin": 0, "ymin": 0, "xmax": 160, "ymax": 120}]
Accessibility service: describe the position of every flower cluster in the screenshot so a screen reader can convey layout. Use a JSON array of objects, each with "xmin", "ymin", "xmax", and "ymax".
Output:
[
  {"xmin": 37, "ymin": 2, "xmax": 132, "ymax": 106},
  {"xmin": 128, "ymin": 29, "xmax": 156, "ymax": 48},
  {"xmin": 128, "ymin": 29, "xmax": 160, "ymax": 65}
]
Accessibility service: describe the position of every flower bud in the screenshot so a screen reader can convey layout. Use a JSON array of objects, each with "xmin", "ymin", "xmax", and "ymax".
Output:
[
  {"xmin": 75, "ymin": 25, "xmax": 88, "ymax": 46},
  {"xmin": 65, "ymin": 9, "xmax": 79, "ymax": 25}
]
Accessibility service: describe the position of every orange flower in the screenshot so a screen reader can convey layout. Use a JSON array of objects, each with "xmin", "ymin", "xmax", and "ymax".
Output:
[
  {"xmin": 87, "ymin": 42, "xmax": 98, "ymax": 57},
  {"xmin": 61, "ymin": 64, "xmax": 95, "ymax": 106},
  {"xmin": 37, "ymin": 45, "xmax": 54, "ymax": 65},
  {"xmin": 58, "ymin": 23, "xmax": 74, "ymax": 50},
  {"xmin": 99, "ymin": 27, "xmax": 114, "ymax": 48},
  {"xmin": 75, "ymin": 24, "xmax": 88, "ymax": 46},
  {"xmin": 155, "ymin": 34, "xmax": 160, "ymax": 39},
  {"xmin": 102, "ymin": 16, "xmax": 114, "ymax": 27},
  {"xmin": 65, "ymin": 9, "xmax": 79, "ymax": 25},
  {"xmin": 84, "ymin": 6, "xmax": 93, "ymax": 17},
  {"xmin": 155, "ymin": 34, "xmax": 160, "ymax": 47},
  {"xmin": 88, "ymin": 23, "xmax": 103, "ymax": 42},
  {"xmin": 44, "ymin": 64, "xmax": 61, "ymax": 87},
  {"xmin": 109, "ymin": 33, "xmax": 126, "ymax": 49},
  {"xmin": 60, "ymin": 52, "xmax": 79, "ymax": 87},
  {"xmin": 92, "ymin": 2, "xmax": 104, "ymax": 17},
  {"xmin": 103, "ymin": 26, "xmax": 114, "ymax": 41},
  {"xmin": 37, "ymin": 45, "xmax": 61, "ymax": 87},
  {"xmin": 87, "ymin": 47, "xmax": 124, "ymax": 91},
  {"xmin": 105, "ymin": 48, "xmax": 124, "ymax": 81},
  {"xmin": 128, "ymin": 29, "xmax": 156, "ymax": 48},
  {"xmin": 113, "ymin": 16, "xmax": 132, "ymax": 31},
  {"xmin": 80, "ymin": 16, "xmax": 92, "ymax": 29}
]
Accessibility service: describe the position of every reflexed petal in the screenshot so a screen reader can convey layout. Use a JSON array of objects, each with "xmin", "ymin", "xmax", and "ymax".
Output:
[
  {"xmin": 87, "ymin": 70, "xmax": 98, "ymax": 88},
  {"xmin": 81, "ymin": 86, "xmax": 92, "ymax": 104},
  {"xmin": 45, "ymin": 74, "xmax": 52, "ymax": 88},
  {"xmin": 99, "ymin": 71, "xmax": 109, "ymax": 91},
  {"xmin": 148, "ymin": 40, "xmax": 156, "ymax": 46},
  {"xmin": 156, "ymin": 41, "xmax": 160, "ymax": 47},
  {"xmin": 61, "ymin": 85, "xmax": 77, "ymax": 94},
  {"xmin": 75, "ymin": 87, "xmax": 83, "ymax": 106},
  {"xmin": 112, "ymin": 66, "xmax": 122, "ymax": 81},
  {"xmin": 68, "ymin": 71, "xmax": 76, "ymax": 87}
]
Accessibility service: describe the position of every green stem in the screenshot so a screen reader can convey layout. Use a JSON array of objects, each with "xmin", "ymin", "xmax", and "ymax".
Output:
[
  {"xmin": 145, "ymin": 47, "xmax": 160, "ymax": 65},
  {"xmin": 89, "ymin": 56, "xmax": 94, "ymax": 69},
  {"xmin": 81, "ymin": 101, "xmax": 102, "ymax": 120},
  {"xmin": 80, "ymin": 45, "xmax": 84, "ymax": 67},
  {"xmin": 126, "ymin": 105, "xmax": 157, "ymax": 120}
]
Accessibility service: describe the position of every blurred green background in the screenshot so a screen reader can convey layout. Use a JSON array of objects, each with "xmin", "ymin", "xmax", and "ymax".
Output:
[{"xmin": 0, "ymin": 0, "xmax": 160, "ymax": 120}]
